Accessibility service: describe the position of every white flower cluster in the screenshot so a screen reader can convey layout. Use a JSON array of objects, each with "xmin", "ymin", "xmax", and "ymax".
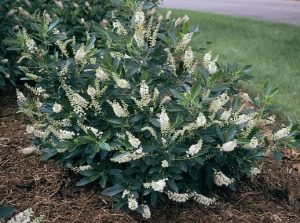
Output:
[
  {"xmin": 141, "ymin": 126, "xmax": 157, "ymax": 139},
  {"xmin": 186, "ymin": 139, "xmax": 203, "ymax": 157},
  {"xmin": 158, "ymin": 108, "xmax": 171, "ymax": 135},
  {"xmin": 52, "ymin": 103, "xmax": 63, "ymax": 113},
  {"xmin": 183, "ymin": 47, "xmax": 195, "ymax": 73},
  {"xmin": 7, "ymin": 208, "xmax": 43, "ymax": 223},
  {"xmin": 110, "ymin": 148, "xmax": 145, "ymax": 163},
  {"xmin": 132, "ymin": 80, "xmax": 152, "ymax": 108},
  {"xmin": 22, "ymin": 29, "xmax": 37, "ymax": 53},
  {"xmin": 234, "ymin": 113, "xmax": 256, "ymax": 125},
  {"xmin": 246, "ymin": 137, "xmax": 259, "ymax": 149},
  {"xmin": 191, "ymin": 192, "xmax": 216, "ymax": 206},
  {"xmin": 214, "ymin": 170, "xmax": 234, "ymax": 187},
  {"xmin": 107, "ymin": 100, "xmax": 129, "ymax": 118},
  {"xmin": 203, "ymin": 51, "xmax": 218, "ymax": 74},
  {"xmin": 174, "ymin": 15, "xmax": 190, "ymax": 27},
  {"xmin": 209, "ymin": 92, "xmax": 229, "ymax": 113},
  {"xmin": 149, "ymin": 21, "xmax": 161, "ymax": 48},
  {"xmin": 172, "ymin": 113, "xmax": 207, "ymax": 141},
  {"xmin": 176, "ymin": 33, "xmax": 193, "ymax": 51},
  {"xmin": 274, "ymin": 126, "xmax": 291, "ymax": 140},
  {"xmin": 114, "ymin": 78, "xmax": 131, "ymax": 89},
  {"xmin": 161, "ymin": 160, "xmax": 169, "ymax": 168},
  {"xmin": 250, "ymin": 167, "xmax": 261, "ymax": 176},
  {"xmin": 142, "ymin": 205, "xmax": 151, "ymax": 219},
  {"xmin": 133, "ymin": 8, "xmax": 146, "ymax": 47},
  {"xmin": 128, "ymin": 197, "xmax": 139, "ymax": 210},
  {"xmin": 24, "ymin": 84, "xmax": 46, "ymax": 96},
  {"xmin": 113, "ymin": 20, "xmax": 128, "ymax": 36},
  {"xmin": 167, "ymin": 191, "xmax": 189, "ymax": 203},
  {"xmin": 165, "ymin": 48, "xmax": 177, "ymax": 75},
  {"xmin": 58, "ymin": 130, "xmax": 75, "ymax": 141},
  {"xmin": 95, "ymin": 66, "xmax": 109, "ymax": 81},
  {"xmin": 75, "ymin": 46, "xmax": 86, "ymax": 63},
  {"xmin": 196, "ymin": 113, "xmax": 207, "ymax": 127},
  {"xmin": 220, "ymin": 109, "xmax": 232, "ymax": 122},
  {"xmin": 220, "ymin": 140, "xmax": 238, "ymax": 152},
  {"xmin": 16, "ymin": 89, "xmax": 27, "ymax": 103},
  {"xmin": 126, "ymin": 131, "xmax": 141, "ymax": 148},
  {"xmin": 144, "ymin": 178, "xmax": 167, "ymax": 192},
  {"xmin": 20, "ymin": 145, "xmax": 39, "ymax": 155}
]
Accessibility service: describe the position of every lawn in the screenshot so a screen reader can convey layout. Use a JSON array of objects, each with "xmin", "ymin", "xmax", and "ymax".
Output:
[{"xmin": 169, "ymin": 9, "xmax": 300, "ymax": 122}]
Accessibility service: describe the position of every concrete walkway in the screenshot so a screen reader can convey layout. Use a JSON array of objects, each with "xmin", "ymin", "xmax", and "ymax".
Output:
[{"xmin": 161, "ymin": 0, "xmax": 300, "ymax": 26}]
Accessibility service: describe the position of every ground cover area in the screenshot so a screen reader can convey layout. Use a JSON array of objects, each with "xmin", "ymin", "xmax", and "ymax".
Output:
[
  {"xmin": 1, "ymin": 90, "xmax": 299, "ymax": 222},
  {"xmin": 170, "ymin": 10, "xmax": 300, "ymax": 122}
]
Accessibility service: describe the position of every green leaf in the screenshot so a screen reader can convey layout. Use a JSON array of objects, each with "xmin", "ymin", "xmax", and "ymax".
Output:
[
  {"xmin": 169, "ymin": 89, "xmax": 183, "ymax": 100},
  {"xmin": 190, "ymin": 79, "xmax": 202, "ymax": 100},
  {"xmin": 167, "ymin": 179, "xmax": 179, "ymax": 193},
  {"xmin": 150, "ymin": 192, "xmax": 158, "ymax": 207},
  {"xmin": 76, "ymin": 177, "xmax": 94, "ymax": 186},
  {"xmin": 0, "ymin": 206, "xmax": 15, "ymax": 219},
  {"xmin": 48, "ymin": 19, "xmax": 61, "ymax": 32},
  {"xmin": 102, "ymin": 184, "xmax": 123, "ymax": 196},
  {"xmin": 273, "ymin": 149, "xmax": 283, "ymax": 161},
  {"xmin": 98, "ymin": 142, "xmax": 111, "ymax": 151},
  {"xmin": 41, "ymin": 148, "xmax": 58, "ymax": 161},
  {"xmin": 99, "ymin": 175, "xmax": 107, "ymax": 188}
]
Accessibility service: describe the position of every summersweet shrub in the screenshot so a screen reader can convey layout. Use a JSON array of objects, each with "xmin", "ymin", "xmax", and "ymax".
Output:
[
  {"xmin": 16, "ymin": 3, "xmax": 298, "ymax": 219},
  {"xmin": 0, "ymin": 0, "xmax": 159, "ymax": 88}
]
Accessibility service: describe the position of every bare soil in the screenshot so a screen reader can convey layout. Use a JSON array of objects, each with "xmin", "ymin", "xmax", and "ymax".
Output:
[{"xmin": 1, "ymin": 90, "xmax": 299, "ymax": 223}]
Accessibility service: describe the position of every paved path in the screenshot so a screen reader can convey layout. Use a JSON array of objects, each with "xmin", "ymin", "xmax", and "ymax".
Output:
[{"xmin": 161, "ymin": 0, "xmax": 300, "ymax": 26}]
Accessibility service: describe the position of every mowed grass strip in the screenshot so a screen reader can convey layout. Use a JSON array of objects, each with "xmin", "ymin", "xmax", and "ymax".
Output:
[{"xmin": 167, "ymin": 9, "xmax": 300, "ymax": 122}]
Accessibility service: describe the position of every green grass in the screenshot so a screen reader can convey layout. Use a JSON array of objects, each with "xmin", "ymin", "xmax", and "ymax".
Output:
[{"xmin": 170, "ymin": 9, "xmax": 300, "ymax": 122}]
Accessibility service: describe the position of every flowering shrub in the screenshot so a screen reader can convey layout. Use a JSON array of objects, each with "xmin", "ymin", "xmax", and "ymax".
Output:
[
  {"xmin": 15, "ymin": 2, "xmax": 299, "ymax": 219},
  {"xmin": 0, "ymin": 0, "xmax": 159, "ymax": 88}
]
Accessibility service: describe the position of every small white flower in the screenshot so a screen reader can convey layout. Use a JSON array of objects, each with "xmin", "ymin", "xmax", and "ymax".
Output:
[
  {"xmin": 107, "ymin": 100, "xmax": 129, "ymax": 118},
  {"xmin": 95, "ymin": 67, "xmax": 109, "ymax": 80},
  {"xmin": 187, "ymin": 139, "xmax": 203, "ymax": 157},
  {"xmin": 214, "ymin": 170, "xmax": 234, "ymax": 187},
  {"xmin": 79, "ymin": 165, "xmax": 92, "ymax": 171},
  {"xmin": 75, "ymin": 46, "xmax": 86, "ymax": 62},
  {"xmin": 175, "ymin": 17, "xmax": 183, "ymax": 27},
  {"xmin": 142, "ymin": 205, "xmax": 151, "ymax": 219},
  {"xmin": 128, "ymin": 197, "xmax": 138, "ymax": 210},
  {"xmin": 161, "ymin": 160, "xmax": 169, "ymax": 168},
  {"xmin": 208, "ymin": 62, "xmax": 218, "ymax": 74},
  {"xmin": 52, "ymin": 103, "xmax": 63, "ymax": 113},
  {"xmin": 20, "ymin": 146, "xmax": 39, "ymax": 155},
  {"xmin": 158, "ymin": 108, "xmax": 171, "ymax": 135},
  {"xmin": 220, "ymin": 140, "xmax": 238, "ymax": 152},
  {"xmin": 126, "ymin": 131, "xmax": 141, "ymax": 148},
  {"xmin": 250, "ymin": 167, "xmax": 261, "ymax": 176},
  {"xmin": 54, "ymin": 0, "xmax": 63, "ymax": 9},
  {"xmin": 182, "ymin": 15, "xmax": 190, "ymax": 23},
  {"xmin": 220, "ymin": 110, "xmax": 232, "ymax": 122},
  {"xmin": 115, "ymin": 79, "xmax": 131, "ymax": 89},
  {"xmin": 26, "ymin": 125, "xmax": 35, "ymax": 134},
  {"xmin": 87, "ymin": 86, "xmax": 96, "ymax": 97},
  {"xmin": 191, "ymin": 192, "xmax": 216, "ymax": 206},
  {"xmin": 246, "ymin": 137, "xmax": 259, "ymax": 149},
  {"xmin": 151, "ymin": 178, "xmax": 167, "ymax": 192},
  {"xmin": 203, "ymin": 51, "xmax": 212, "ymax": 66},
  {"xmin": 196, "ymin": 113, "xmax": 207, "ymax": 127},
  {"xmin": 122, "ymin": 190, "xmax": 130, "ymax": 198},
  {"xmin": 167, "ymin": 191, "xmax": 189, "ymax": 203},
  {"xmin": 274, "ymin": 126, "xmax": 291, "ymax": 140},
  {"xmin": 58, "ymin": 130, "xmax": 75, "ymax": 140},
  {"xmin": 166, "ymin": 10, "xmax": 172, "ymax": 20}
]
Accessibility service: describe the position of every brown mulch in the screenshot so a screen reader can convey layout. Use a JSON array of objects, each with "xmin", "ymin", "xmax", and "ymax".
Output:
[{"xmin": 0, "ymin": 90, "xmax": 299, "ymax": 223}]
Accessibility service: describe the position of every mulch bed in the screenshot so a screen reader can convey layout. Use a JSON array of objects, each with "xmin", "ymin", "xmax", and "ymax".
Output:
[{"xmin": 1, "ymin": 89, "xmax": 299, "ymax": 223}]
